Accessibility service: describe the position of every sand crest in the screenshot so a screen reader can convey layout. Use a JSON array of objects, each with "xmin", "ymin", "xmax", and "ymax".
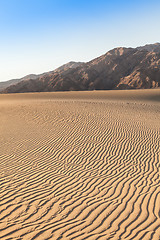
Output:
[{"xmin": 0, "ymin": 89, "xmax": 160, "ymax": 240}]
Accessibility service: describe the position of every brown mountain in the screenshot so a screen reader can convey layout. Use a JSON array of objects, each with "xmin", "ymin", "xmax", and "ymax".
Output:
[
  {"xmin": 1, "ymin": 43, "xmax": 160, "ymax": 93},
  {"xmin": 136, "ymin": 42, "xmax": 160, "ymax": 52},
  {"xmin": 0, "ymin": 62, "xmax": 83, "ymax": 92},
  {"xmin": 0, "ymin": 74, "xmax": 39, "ymax": 91}
]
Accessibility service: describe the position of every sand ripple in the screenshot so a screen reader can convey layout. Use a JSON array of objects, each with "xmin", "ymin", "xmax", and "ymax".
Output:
[{"xmin": 0, "ymin": 90, "xmax": 160, "ymax": 239}]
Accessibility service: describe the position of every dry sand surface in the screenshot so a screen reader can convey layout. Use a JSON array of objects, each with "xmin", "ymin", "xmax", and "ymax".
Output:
[{"xmin": 0, "ymin": 89, "xmax": 160, "ymax": 240}]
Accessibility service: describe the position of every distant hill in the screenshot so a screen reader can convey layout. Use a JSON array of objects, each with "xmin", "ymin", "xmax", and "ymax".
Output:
[
  {"xmin": 0, "ymin": 62, "xmax": 83, "ymax": 92},
  {"xmin": 0, "ymin": 74, "xmax": 39, "ymax": 91},
  {"xmin": 1, "ymin": 43, "xmax": 160, "ymax": 93}
]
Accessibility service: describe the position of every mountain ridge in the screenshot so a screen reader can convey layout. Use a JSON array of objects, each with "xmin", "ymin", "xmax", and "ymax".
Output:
[
  {"xmin": 0, "ymin": 62, "xmax": 83, "ymax": 91},
  {"xmin": 1, "ymin": 43, "xmax": 160, "ymax": 93}
]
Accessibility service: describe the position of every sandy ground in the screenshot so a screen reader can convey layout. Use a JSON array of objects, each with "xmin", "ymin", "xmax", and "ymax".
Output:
[{"xmin": 0, "ymin": 89, "xmax": 160, "ymax": 240}]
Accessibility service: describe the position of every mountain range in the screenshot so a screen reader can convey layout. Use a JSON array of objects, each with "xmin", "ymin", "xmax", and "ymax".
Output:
[{"xmin": 1, "ymin": 43, "xmax": 160, "ymax": 93}]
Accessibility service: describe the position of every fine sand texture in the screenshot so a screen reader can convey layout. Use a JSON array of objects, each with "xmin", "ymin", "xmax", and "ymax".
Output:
[{"xmin": 0, "ymin": 89, "xmax": 160, "ymax": 240}]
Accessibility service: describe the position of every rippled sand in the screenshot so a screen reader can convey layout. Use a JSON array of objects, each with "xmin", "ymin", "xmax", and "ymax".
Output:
[{"xmin": 0, "ymin": 89, "xmax": 160, "ymax": 240}]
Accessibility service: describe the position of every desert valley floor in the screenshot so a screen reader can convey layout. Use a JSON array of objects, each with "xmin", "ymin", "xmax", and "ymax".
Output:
[{"xmin": 0, "ymin": 89, "xmax": 160, "ymax": 240}]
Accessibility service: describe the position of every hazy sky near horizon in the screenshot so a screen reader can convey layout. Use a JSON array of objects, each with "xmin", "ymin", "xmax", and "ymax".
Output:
[{"xmin": 0, "ymin": 0, "xmax": 160, "ymax": 82}]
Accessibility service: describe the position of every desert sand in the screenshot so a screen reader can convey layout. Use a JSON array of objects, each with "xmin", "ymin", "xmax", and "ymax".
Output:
[{"xmin": 0, "ymin": 89, "xmax": 160, "ymax": 240}]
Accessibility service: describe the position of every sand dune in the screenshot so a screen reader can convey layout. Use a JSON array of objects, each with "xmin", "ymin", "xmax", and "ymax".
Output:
[{"xmin": 0, "ymin": 89, "xmax": 160, "ymax": 240}]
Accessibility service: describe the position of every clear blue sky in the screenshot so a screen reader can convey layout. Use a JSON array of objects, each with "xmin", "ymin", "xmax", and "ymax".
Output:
[{"xmin": 0, "ymin": 0, "xmax": 160, "ymax": 81}]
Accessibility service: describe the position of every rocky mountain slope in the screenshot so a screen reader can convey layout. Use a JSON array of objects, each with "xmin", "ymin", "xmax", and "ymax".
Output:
[
  {"xmin": 0, "ymin": 74, "xmax": 39, "ymax": 91},
  {"xmin": 136, "ymin": 42, "xmax": 160, "ymax": 52},
  {"xmin": 0, "ymin": 62, "xmax": 83, "ymax": 92},
  {"xmin": 1, "ymin": 43, "xmax": 160, "ymax": 93}
]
